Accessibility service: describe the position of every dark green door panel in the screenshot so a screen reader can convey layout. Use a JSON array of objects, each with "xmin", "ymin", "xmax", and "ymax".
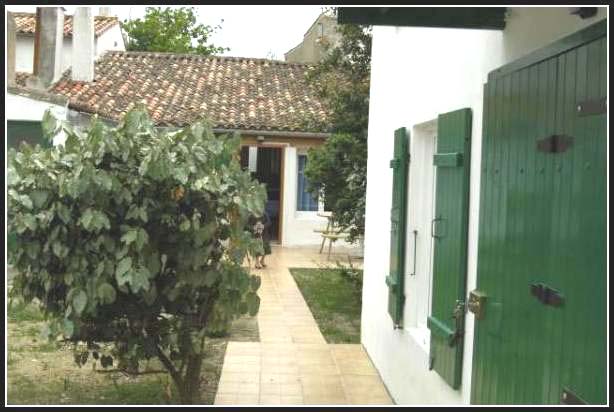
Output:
[
  {"xmin": 471, "ymin": 32, "xmax": 606, "ymax": 405},
  {"xmin": 387, "ymin": 127, "xmax": 409, "ymax": 327},
  {"xmin": 428, "ymin": 108, "xmax": 472, "ymax": 389}
]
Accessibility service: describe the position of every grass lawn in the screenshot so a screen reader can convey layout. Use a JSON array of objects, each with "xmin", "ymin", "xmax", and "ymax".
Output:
[
  {"xmin": 289, "ymin": 266, "xmax": 362, "ymax": 343},
  {"xmin": 6, "ymin": 298, "xmax": 258, "ymax": 405}
]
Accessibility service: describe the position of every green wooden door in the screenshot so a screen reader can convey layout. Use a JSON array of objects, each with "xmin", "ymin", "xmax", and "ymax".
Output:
[
  {"xmin": 471, "ymin": 21, "xmax": 606, "ymax": 405},
  {"xmin": 386, "ymin": 127, "xmax": 409, "ymax": 327},
  {"xmin": 427, "ymin": 108, "xmax": 472, "ymax": 389}
]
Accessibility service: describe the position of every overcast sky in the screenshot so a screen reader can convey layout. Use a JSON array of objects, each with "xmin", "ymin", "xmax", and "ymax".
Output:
[{"xmin": 6, "ymin": 5, "xmax": 328, "ymax": 60}]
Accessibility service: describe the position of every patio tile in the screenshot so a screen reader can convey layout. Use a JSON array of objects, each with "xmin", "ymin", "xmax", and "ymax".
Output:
[
  {"xmin": 214, "ymin": 394, "xmax": 235, "ymax": 405},
  {"xmin": 259, "ymin": 394, "xmax": 282, "ymax": 404},
  {"xmin": 281, "ymin": 395, "xmax": 304, "ymax": 404},
  {"xmin": 219, "ymin": 371, "xmax": 260, "ymax": 384},
  {"xmin": 216, "ymin": 246, "xmax": 389, "ymax": 406},
  {"xmin": 235, "ymin": 394, "xmax": 260, "ymax": 405}
]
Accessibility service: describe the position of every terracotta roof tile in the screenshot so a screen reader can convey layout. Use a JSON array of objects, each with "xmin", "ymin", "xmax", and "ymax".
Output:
[
  {"xmin": 50, "ymin": 51, "xmax": 330, "ymax": 133},
  {"xmin": 12, "ymin": 12, "xmax": 119, "ymax": 38}
]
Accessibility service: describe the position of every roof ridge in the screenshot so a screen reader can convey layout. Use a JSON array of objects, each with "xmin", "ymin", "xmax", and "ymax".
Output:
[
  {"xmin": 103, "ymin": 50, "xmax": 314, "ymax": 67},
  {"xmin": 10, "ymin": 11, "xmax": 118, "ymax": 19}
]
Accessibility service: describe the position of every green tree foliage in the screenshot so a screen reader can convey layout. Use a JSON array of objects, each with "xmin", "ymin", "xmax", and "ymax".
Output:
[
  {"xmin": 122, "ymin": 7, "xmax": 228, "ymax": 55},
  {"xmin": 7, "ymin": 107, "xmax": 266, "ymax": 404},
  {"xmin": 303, "ymin": 18, "xmax": 372, "ymax": 242}
]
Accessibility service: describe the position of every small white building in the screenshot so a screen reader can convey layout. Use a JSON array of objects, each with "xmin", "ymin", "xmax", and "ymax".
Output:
[
  {"xmin": 339, "ymin": 6, "xmax": 607, "ymax": 405},
  {"xmin": 11, "ymin": 9, "xmax": 124, "ymax": 73}
]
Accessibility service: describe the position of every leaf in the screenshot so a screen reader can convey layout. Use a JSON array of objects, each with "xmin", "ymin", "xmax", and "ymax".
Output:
[
  {"xmin": 41, "ymin": 109, "xmax": 59, "ymax": 140},
  {"xmin": 56, "ymin": 204, "xmax": 71, "ymax": 224},
  {"xmin": 95, "ymin": 261, "xmax": 106, "ymax": 276},
  {"xmin": 115, "ymin": 257, "xmax": 132, "ymax": 286},
  {"xmin": 250, "ymin": 275, "xmax": 261, "ymax": 291},
  {"xmin": 72, "ymin": 290, "xmax": 88, "ymax": 315},
  {"xmin": 179, "ymin": 218, "xmax": 191, "ymax": 232},
  {"xmin": 246, "ymin": 292, "xmax": 260, "ymax": 316},
  {"xmin": 203, "ymin": 271, "xmax": 219, "ymax": 287},
  {"xmin": 135, "ymin": 228, "xmax": 149, "ymax": 250},
  {"xmin": 52, "ymin": 240, "xmax": 64, "ymax": 258},
  {"xmin": 146, "ymin": 251, "xmax": 161, "ymax": 276},
  {"xmin": 63, "ymin": 318, "xmax": 75, "ymax": 338},
  {"xmin": 143, "ymin": 284, "xmax": 157, "ymax": 305},
  {"xmin": 129, "ymin": 267, "xmax": 150, "ymax": 293},
  {"xmin": 97, "ymin": 283, "xmax": 117, "ymax": 304},
  {"xmin": 121, "ymin": 229, "xmax": 138, "ymax": 245},
  {"xmin": 30, "ymin": 190, "xmax": 49, "ymax": 208},
  {"xmin": 80, "ymin": 208, "xmax": 94, "ymax": 230},
  {"xmin": 22, "ymin": 214, "xmax": 37, "ymax": 231}
]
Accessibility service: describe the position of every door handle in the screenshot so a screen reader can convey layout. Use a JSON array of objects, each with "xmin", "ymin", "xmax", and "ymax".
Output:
[{"xmin": 431, "ymin": 216, "xmax": 444, "ymax": 238}]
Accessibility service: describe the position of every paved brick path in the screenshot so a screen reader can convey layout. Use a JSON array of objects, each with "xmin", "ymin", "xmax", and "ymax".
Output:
[{"xmin": 214, "ymin": 246, "xmax": 393, "ymax": 405}]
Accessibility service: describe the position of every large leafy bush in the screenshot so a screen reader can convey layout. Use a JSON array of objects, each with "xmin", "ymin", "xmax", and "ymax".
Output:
[{"xmin": 7, "ymin": 106, "xmax": 266, "ymax": 403}]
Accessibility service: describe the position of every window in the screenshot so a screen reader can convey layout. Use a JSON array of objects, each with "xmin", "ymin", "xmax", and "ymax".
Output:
[{"xmin": 297, "ymin": 154, "xmax": 318, "ymax": 211}]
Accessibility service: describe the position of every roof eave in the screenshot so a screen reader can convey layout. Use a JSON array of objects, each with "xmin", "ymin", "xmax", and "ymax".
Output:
[{"xmin": 337, "ymin": 7, "xmax": 507, "ymax": 30}]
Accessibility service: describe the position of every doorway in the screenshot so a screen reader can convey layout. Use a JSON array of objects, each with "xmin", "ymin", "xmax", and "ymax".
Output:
[
  {"xmin": 240, "ymin": 146, "xmax": 283, "ymax": 242},
  {"xmin": 470, "ymin": 23, "xmax": 606, "ymax": 405}
]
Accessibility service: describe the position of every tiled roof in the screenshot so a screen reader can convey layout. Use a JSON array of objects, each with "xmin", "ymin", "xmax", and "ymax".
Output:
[
  {"xmin": 12, "ymin": 12, "xmax": 119, "ymax": 38},
  {"xmin": 51, "ymin": 51, "xmax": 330, "ymax": 133}
]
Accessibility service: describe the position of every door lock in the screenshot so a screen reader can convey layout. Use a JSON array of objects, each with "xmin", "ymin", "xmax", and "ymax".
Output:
[{"xmin": 468, "ymin": 290, "xmax": 487, "ymax": 320}]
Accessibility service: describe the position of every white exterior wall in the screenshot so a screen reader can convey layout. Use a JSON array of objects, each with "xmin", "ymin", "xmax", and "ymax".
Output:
[
  {"xmin": 15, "ymin": 36, "xmax": 35, "ymax": 72},
  {"xmin": 94, "ymin": 24, "xmax": 125, "ymax": 57},
  {"xmin": 7, "ymin": 92, "xmax": 67, "ymax": 145},
  {"xmin": 15, "ymin": 25, "xmax": 125, "ymax": 73},
  {"xmin": 361, "ymin": 7, "xmax": 606, "ymax": 405}
]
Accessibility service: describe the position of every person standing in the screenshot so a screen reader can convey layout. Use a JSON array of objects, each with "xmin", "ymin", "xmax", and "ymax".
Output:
[{"xmin": 252, "ymin": 211, "xmax": 272, "ymax": 269}]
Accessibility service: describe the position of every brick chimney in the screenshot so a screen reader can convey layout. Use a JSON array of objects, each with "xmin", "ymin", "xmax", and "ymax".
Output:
[
  {"xmin": 7, "ymin": 12, "xmax": 16, "ymax": 87},
  {"xmin": 26, "ymin": 7, "xmax": 64, "ymax": 89},
  {"xmin": 72, "ymin": 7, "xmax": 95, "ymax": 82}
]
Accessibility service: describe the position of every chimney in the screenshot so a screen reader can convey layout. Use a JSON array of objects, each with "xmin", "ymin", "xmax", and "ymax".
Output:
[
  {"xmin": 26, "ymin": 7, "xmax": 64, "ymax": 89},
  {"xmin": 7, "ymin": 12, "xmax": 16, "ymax": 87},
  {"xmin": 72, "ymin": 7, "xmax": 95, "ymax": 82},
  {"xmin": 99, "ymin": 7, "xmax": 112, "ymax": 17}
]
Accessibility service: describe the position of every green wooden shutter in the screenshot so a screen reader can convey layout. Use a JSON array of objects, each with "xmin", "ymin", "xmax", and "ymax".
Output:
[
  {"xmin": 427, "ymin": 108, "xmax": 472, "ymax": 389},
  {"xmin": 386, "ymin": 127, "xmax": 409, "ymax": 327}
]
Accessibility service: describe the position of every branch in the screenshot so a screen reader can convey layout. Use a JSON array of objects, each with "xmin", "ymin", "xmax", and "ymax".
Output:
[
  {"xmin": 155, "ymin": 343, "xmax": 183, "ymax": 388},
  {"xmin": 95, "ymin": 369, "xmax": 167, "ymax": 376}
]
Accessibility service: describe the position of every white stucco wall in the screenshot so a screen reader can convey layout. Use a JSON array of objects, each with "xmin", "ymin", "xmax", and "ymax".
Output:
[
  {"xmin": 95, "ymin": 24, "xmax": 125, "ymax": 57},
  {"xmin": 361, "ymin": 7, "xmax": 606, "ymax": 405},
  {"xmin": 7, "ymin": 92, "xmax": 67, "ymax": 145},
  {"xmin": 15, "ymin": 25, "xmax": 125, "ymax": 73}
]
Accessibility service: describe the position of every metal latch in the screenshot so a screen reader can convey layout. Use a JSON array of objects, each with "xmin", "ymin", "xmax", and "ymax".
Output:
[
  {"xmin": 468, "ymin": 290, "xmax": 487, "ymax": 320},
  {"xmin": 450, "ymin": 300, "xmax": 465, "ymax": 346},
  {"xmin": 529, "ymin": 282, "xmax": 564, "ymax": 307}
]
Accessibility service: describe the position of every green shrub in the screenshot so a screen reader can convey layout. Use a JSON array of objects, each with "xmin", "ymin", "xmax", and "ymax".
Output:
[{"xmin": 7, "ymin": 106, "xmax": 266, "ymax": 404}]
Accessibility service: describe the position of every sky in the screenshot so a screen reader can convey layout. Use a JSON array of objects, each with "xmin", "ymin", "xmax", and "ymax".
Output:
[{"xmin": 6, "ymin": 5, "xmax": 327, "ymax": 60}]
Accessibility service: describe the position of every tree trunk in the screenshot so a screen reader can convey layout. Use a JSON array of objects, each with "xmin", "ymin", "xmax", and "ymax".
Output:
[{"xmin": 181, "ymin": 354, "xmax": 204, "ymax": 404}]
